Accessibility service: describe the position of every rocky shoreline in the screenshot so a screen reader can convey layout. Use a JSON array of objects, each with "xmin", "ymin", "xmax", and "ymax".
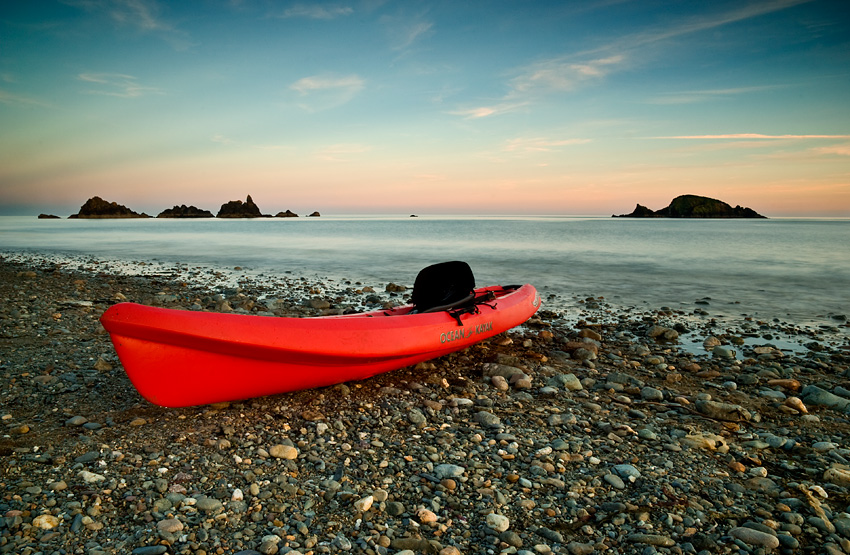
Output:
[{"xmin": 1, "ymin": 254, "xmax": 849, "ymax": 555}]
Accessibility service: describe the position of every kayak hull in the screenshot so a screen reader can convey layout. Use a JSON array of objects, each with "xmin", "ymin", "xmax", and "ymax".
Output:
[{"xmin": 100, "ymin": 284, "xmax": 540, "ymax": 407}]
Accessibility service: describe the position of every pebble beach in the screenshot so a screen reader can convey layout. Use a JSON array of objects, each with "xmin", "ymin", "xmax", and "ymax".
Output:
[{"xmin": 2, "ymin": 254, "xmax": 850, "ymax": 555}]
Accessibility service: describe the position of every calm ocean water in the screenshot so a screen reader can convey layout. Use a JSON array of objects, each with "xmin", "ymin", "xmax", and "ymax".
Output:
[{"xmin": 1, "ymin": 215, "xmax": 848, "ymax": 330}]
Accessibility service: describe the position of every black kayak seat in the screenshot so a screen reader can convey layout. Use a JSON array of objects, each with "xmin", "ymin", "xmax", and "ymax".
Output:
[{"xmin": 412, "ymin": 261, "xmax": 476, "ymax": 313}]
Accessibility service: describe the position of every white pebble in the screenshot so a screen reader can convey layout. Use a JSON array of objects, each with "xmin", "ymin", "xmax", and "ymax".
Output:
[
  {"xmin": 78, "ymin": 470, "xmax": 105, "ymax": 483},
  {"xmin": 33, "ymin": 514, "xmax": 60, "ymax": 529},
  {"xmin": 354, "ymin": 495, "xmax": 374, "ymax": 512},
  {"xmin": 417, "ymin": 508, "xmax": 438, "ymax": 523},
  {"xmin": 486, "ymin": 513, "xmax": 510, "ymax": 532}
]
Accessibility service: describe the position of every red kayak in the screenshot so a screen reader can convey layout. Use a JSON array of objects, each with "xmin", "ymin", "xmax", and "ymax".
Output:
[{"xmin": 100, "ymin": 282, "xmax": 540, "ymax": 407}]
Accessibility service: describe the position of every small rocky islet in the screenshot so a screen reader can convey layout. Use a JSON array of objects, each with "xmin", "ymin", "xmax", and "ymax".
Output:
[
  {"xmin": 50, "ymin": 195, "xmax": 319, "ymax": 219},
  {"xmin": 614, "ymin": 195, "xmax": 767, "ymax": 219},
  {"xmin": 1, "ymin": 254, "xmax": 849, "ymax": 554},
  {"xmin": 67, "ymin": 196, "xmax": 151, "ymax": 219}
]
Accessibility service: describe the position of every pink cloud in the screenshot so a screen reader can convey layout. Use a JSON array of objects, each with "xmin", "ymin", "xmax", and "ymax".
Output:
[{"xmin": 656, "ymin": 134, "xmax": 850, "ymax": 139}]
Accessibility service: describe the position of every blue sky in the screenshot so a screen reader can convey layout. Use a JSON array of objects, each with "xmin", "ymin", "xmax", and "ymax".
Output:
[{"xmin": 1, "ymin": 0, "xmax": 848, "ymax": 216}]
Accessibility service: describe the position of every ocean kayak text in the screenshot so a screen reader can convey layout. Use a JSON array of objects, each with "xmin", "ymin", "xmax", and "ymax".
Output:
[{"xmin": 439, "ymin": 321, "xmax": 493, "ymax": 344}]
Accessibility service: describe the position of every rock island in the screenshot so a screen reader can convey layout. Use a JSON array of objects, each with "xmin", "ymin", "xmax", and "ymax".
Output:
[{"xmin": 615, "ymin": 195, "xmax": 766, "ymax": 218}]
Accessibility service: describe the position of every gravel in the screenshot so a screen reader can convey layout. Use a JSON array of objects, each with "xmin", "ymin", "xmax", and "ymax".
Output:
[{"xmin": 2, "ymin": 254, "xmax": 850, "ymax": 555}]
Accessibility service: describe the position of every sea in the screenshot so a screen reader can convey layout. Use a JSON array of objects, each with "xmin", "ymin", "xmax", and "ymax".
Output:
[{"xmin": 1, "ymin": 215, "xmax": 848, "ymax": 339}]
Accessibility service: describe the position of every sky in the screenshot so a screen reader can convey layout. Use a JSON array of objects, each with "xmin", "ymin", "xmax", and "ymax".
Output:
[{"xmin": 1, "ymin": 0, "xmax": 849, "ymax": 217}]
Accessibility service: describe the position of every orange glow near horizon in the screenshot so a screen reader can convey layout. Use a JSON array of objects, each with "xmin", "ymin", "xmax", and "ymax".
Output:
[{"xmin": 1, "ymin": 2, "xmax": 848, "ymax": 217}]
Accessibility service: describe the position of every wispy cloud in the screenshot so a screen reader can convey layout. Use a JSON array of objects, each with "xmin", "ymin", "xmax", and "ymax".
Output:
[
  {"xmin": 395, "ymin": 21, "xmax": 433, "ymax": 50},
  {"xmin": 273, "ymin": 4, "xmax": 353, "ymax": 19},
  {"xmin": 503, "ymin": 137, "xmax": 592, "ymax": 153},
  {"xmin": 656, "ymin": 134, "xmax": 850, "ymax": 139},
  {"xmin": 63, "ymin": 0, "xmax": 193, "ymax": 49},
  {"xmin": 252, "ymin": 144, "xmax": 293, "ymax": 151},
  {"xmin": 381, "ymin": 14, "xmax": 434, "ymax": 51},
  {"xmin": 211, "ymin": 134, "xmax": 234, "ymax": 145},
  {"xmin": 290, "ymin": 74, "xmax": 364, "ymax": 95},
  {"xmin": 0, "ymin": 89, "xmax": 50, "ymax": 107},
  {"xmin": 64, "ymin": 0, "xmax": 172, "ymax": 32},
  {"xmin": 456, "ymin": 0, "xmax": 812, "ymax": 119},
  {"xmin": 78, "ymin": 73, "xmax": 164, "ymax": 98},
  {"xmin": 314, "ymin": 143, "xmax": 371, "ymax": 162},
  {"xmin": 509, "ymin": 55, "xmax": 624, "ymax": 97},
  {"xmin": 110, "ymin": 0, "xmax": 170, "ymax": 31},
  {"xmin": 290, "ymin": 74, "xmax": 364, "ymax": 111},
  {"xmin": 450, "ymin": 102, "xmax": 528, "ymax": 119},
  {"xmin": 455, "ymin": 55, "xmax": 623, "ymax": 119},
  {"xmin": 647, "ymin": 86, "xmax": 782, "ymax": 105},
  {"xmin": 597, "ymin": 0, "xmax": 815, "ymax": 55},
  {"xmin": 811, "ymin": 143, "xmax": 850, "ymax": 156}
]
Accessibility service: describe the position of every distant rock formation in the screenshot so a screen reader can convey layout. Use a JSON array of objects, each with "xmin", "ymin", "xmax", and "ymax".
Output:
[
  {"xmin": 157, "ymin": 205, "xmax": 214, "ymax": 218},
  {"xmin": 69, "ymin": 196, "xmax": 150, "ymax": 219},
  {"xmin": 38, "ymin": 214, "xmax": 60, "ymax": 219},
  {"xmin": 61, "ymin": 195, "xmax": 319, "ymax": 219},
  {"xmin": 217, "ymin": 195, "xmax": 265, "ymax": 218},
  {"xmin": 620, "ymin": 204, "xmax": 656, "ymax": 218},
  {"xmin": 615, "ymin": 195, "xmax": 766, "ymax": 219}
]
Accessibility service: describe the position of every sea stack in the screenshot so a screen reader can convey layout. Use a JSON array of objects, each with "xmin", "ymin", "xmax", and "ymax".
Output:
[
  {"xmin": 69, "ymin": 196, "xmax": 150, "ymax": 218},
  {"xmin": 217, "ymin": 195, "xmax": 265, "ymax": 218}
]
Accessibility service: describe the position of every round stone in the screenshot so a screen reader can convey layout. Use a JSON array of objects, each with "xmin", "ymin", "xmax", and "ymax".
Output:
[
  {"xmin": 433, "ymin": 464, "xmax": 465, "ymax": 479},
  {"xmin": 386, "ymin": 501, "xmax": 405, "ymax": 516},
  {"xmin": 641, "ymin": 387, "xmax": 664, "ymax": 401},
  {"xmin": 417, "ymin": 508, "xmax": 438, "ymax": 523},
  {"xmin": 729, "ymin": 527, "xmax": 780, "ymax": 549},
  {"xmin": 613, "ymin": 464, "xmax": 641, "ymax": 481},
  {"xmin": 604, "ymin": 473, "xmax": 626, "ymax": 489},
  {"xmin": 712, "ymin": 346, "xmax": 736, "ymax": 359},
  {"xmin": 156, "ymin": 518, "xmax": 183, "ymax": 534},
  {"xmin": 33, "ymin": 514, "xmax": 60, "ymax": 529},
  {"xmin": 354, "ymin": 495, "xmax": 373, "ymax": 512},
  {"xmin": 408, "ymin": 409, "xmax": 427, "ymax": 427},
  {"xmin": 196, "ymin": 497, "xmax": 223, "ymax": 513},
  {"xmin": 269, "ymin": 444, "xmax": 298, "ymax": 459},
  {"xmin": 486, "ymin": 513, "xmax": 510, "ymax": 532},
  {"xmin": 65, "ymin": 415, "xmax": 87, "ymax": 426},
  {"xmin": 475, "ymin": 411, "xmax": 501, "ymax": 428}
]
